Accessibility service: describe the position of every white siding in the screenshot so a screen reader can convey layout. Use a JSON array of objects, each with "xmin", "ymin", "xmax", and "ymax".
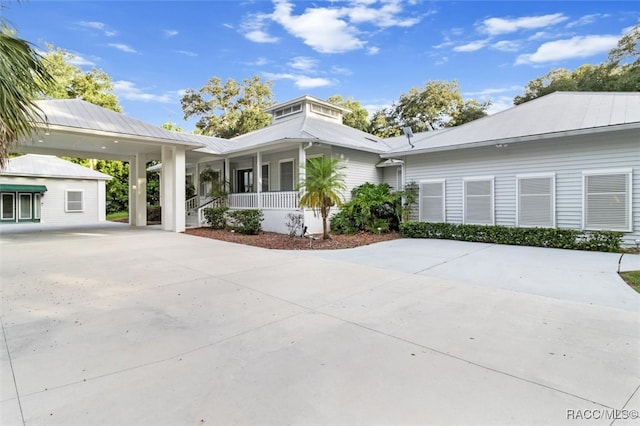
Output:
[
  {"xmin": 381, "ymin": 166, "xmax": 402, "ymax": 190},
  {"xmin": 333, "ymin": 147, "xmax": 382, "ymax": 201},
  {"xmin": 0, "ymin": 176, "xmax": 107, "ymax": 226},
  {"xmin": 404, "ymin": 129, "xmax": 640, "ymax": 245}
]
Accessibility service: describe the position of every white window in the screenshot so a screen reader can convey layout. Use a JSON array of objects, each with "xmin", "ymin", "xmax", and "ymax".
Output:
[
  {"xmin": 583, "ymin": 169, "xmax": 632, "ymax": 231},
  {"xmin": 261, "ymin": 163, "xmax": 270, "ymax": 192},
  {"xmin": 34, "ymin": 193, "xmax": 41, "ymax": 220},
  {"xmin": 419, "ymin": 180, "xmax": 445, "ymax": 223},
  {"xmin": 1, "ymin": 193, "xmax": 15, "ymax": 220},
  {"xmin": 464, "ymin": 177, "xmax": 494, "ymax": 225},
  {"xmin": 65, "ymin": 190, "xmax": 84, "ymax": 212},
  {"xmin": 19, "ymin": 193, "xmax": 32, "ymax": 220},
  {"xmin": 279, "ymin": 159, "xmax": 294, "ymax": 191},
  {"xmin": 517, "ymin": 174, "xmax": 555, "ymax": 227}
]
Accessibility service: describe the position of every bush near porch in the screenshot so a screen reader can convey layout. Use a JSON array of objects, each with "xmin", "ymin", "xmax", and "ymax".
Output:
[
  {"xmin": 203, "ymin": 207, "xmax": 264, "ymax": 235},
  {"xmin": 400, "ymin": 222, "xmax": 623, "ymax": 252}
]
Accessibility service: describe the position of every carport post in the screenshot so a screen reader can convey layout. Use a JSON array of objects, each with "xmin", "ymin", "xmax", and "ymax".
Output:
[
  {"xmin": 129, "ymin": 154, "xmax": 147, "ymax": 227},
  {"xmin": 161, "ymin": 146, "xmax": 186, "ymax": 232}
]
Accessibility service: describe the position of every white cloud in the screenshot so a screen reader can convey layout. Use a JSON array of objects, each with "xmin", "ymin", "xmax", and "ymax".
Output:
[
  {"xmin": 242, "ymin": 13, "xmax": 279, "ymax": 43},
  {"xmin": 77, "ymin": 20, "xmax": 117, "ymax": 37},
  {"xmin": 516, "ymin": 34, "xmax": 619, "ymax": 65},
  {"xmin": 288, "ymin": 56, "xmax": 318, "ymax": 72},
  {"xmin": 367, "ymin": 46, "xmax": 380, "ymax": 55},
  {"xmin": 164, "ymin": 29, "xmax": 179, "ymax": 37},
  {"xmin": 65, "ymin": 53, "xmax": 98, "ymax": 67},
  {"xmin": 566, "ymin": 13, "xmax": 608, "ymax": 28},
  {"xmin": 245, "ymin": 30, "xmax": 279, "ymax": 43},
  {"xmin": 486, "ymin": 96, "xmax": 516, "ymax": 115},
  {"xmin": 453, "ymin": 39, "xmax": 488, "ymax": 52},
  {"xmin": 464, "ymin": 86, "xmax": 522, "ymax": 97},
  {"xmin": 108, "ymin": 43, "xmax": 138, "ymax": 54},
  {"xmin": 113, "ymin": 81, "xmax": 175, "ymax": 103},
  {"xmin": 331, "ymin": 65, "xmax": 352, "ymax": 75},
  {"xmin": 492, "ymin": 40, "xmax": 521, "ymax": 52},
  {"xmin": 345, "ymin": 0, "xmax": 421, "ymax": 28},
  {"xmin": 481, "ymin": 13, "xmax": 568, "ymax": 35},
  {"xmin": 175, "ymin": 50, "xmax": 198, "ymax": 57},
  {"xmin": 263, "ymin": 72, "xmax": 333, "ymax": 89}
]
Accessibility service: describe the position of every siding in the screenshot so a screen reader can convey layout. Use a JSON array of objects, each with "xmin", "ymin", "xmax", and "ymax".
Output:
[
  {"xmin": 333, "ymin": 147, "xmax": 382, "ymax": 201},
  {"xmin": 404, "ymin": 129, "xmax": 640, "ymax": 245},
  {"xmin": 381, "ymin": 166, "xmax": 402, "ymax": 190},
  {"xmin": 0, "ymin": 176, "xmax": 106, "ymax": 226}
]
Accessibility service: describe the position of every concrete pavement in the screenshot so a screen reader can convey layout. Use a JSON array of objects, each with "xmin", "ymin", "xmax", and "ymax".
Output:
[{"xmin": 1, "ymin": 227, "xmax": 639, "ymax": 425}]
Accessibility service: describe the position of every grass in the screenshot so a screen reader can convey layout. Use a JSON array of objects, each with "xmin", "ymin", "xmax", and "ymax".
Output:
[
  {"xmin": 619, "ymin": 271, "xmax": 640, "ymax": 293},
  {"xmin": 106, "ymin": 211, "xmax": 128, "ymax": 221}
]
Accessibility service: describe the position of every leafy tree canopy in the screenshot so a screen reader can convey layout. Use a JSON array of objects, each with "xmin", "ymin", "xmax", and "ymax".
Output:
[
  {"xmin": 327, "ymin": 95, "xmax": 370, "ymax": 132},
  {"xmin": 514, "ymin": 25, "xmax": 639, "ymax": 105},
  {"xmin": 181, "ymin": 76, "xmax": 274, "ymax": 138},
  {"xmin": 40, "ymin": 44, "xmax": 121, "ymax": 112}
]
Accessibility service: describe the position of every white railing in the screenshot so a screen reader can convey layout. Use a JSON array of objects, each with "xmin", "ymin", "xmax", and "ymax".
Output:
[
  {"xmin": 228, "ymin": 191, "xmax": 299, "ymax": 210},
  {"xmin": 185, "ymin": 196, "xmax": 199, "ymax": 211}
]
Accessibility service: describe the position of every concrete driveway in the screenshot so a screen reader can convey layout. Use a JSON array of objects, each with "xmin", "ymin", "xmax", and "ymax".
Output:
[{"xmin": 1, "ymin": 226, "xmax": 639, "ymax": 425}]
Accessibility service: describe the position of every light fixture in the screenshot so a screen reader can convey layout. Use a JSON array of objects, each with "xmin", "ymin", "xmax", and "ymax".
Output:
[
  {"xmin": 101, "ymin": 146, "xmax": 106, "ymax": 150},
  {"xmin": 44, "ymin": 131, "xmax": 50, "ymax": 136},
  {"xmin": 113, "ymin": 140, "xmax": 119, "ymax": 144}
]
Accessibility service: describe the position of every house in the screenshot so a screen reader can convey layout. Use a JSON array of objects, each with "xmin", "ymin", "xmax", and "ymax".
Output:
[
  {"xmin": 382, "ymin": 91, "xmax": 640, "ymax": 246},
  {"xmin": 17, "ymin": 92, "xmax": 640, "ymax": 246},
  {"xmin": 0, "ymin": 154, "xmax": 111, "ymax": 226}
]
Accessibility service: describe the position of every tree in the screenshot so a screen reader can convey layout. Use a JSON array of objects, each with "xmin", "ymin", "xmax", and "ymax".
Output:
[
  {"xmin": 394, "ymin": 80, "xmax": 465, "ymax": 132},
  {"xmin": 368, "ymin": 108, "xmax": 402, "ymax": 138},
  {"xmin": 298, "ymin": 156, "xmax": 347, "ymax": 240},
  {"xmin": 327, "ymin": 95, "xmax": 370, "ymax": 131},
  {"xmin": 41, "ymin": 45, "xmax": 121, "ymax": 111},
  {"xmin": 447, "ymin": 99, "xmax": 491, "ymax": 127},
  {"xmin": 181, "ymin": 76, "xmax": 274, "ymax": 138},
  {"xmin": 514, "ymin": 25, "xmax": 639, "ymax": 105},
  {"xmin": 0, "ymin": 25, "xmax": 53, "ymax": 169}
]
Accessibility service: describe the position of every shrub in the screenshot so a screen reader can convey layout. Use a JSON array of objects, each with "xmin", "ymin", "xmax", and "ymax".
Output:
[
  {"xmin": 331, "ymin": 182, "xmax": 403, "ymax": 234},
  {"xmin": 147, "ymin": 205, "xmax": 161, "ymax": 222},
  {"xmin": 285, "ymin": 213, "xmax": 305, "ymax": 238},
  {"xmin": 399, "ymin": 221, "xmax": 622, "ymax": 252},
  {"xmin": 227, "ymin": 209, "xmax": 264, "ymax": 235},
  {"xmin": 203, "ymin": 206, "xmax": 229, "ymax": 229}
]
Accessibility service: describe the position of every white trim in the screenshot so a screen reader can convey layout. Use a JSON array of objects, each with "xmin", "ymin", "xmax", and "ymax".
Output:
[
  {"xmin": 516, "ymin": 174, "xmax": 556, "ymax": 228},
  {"xmin": 65, "ymin": 189, "xmax": 84, "ymax": 213},
  {"xmin": 582, "ymin": 169, "xmax": 632, "ymax": 232},
  {"xmin": 418, "ymin": 179, "xmax": 445, "ymax": 223},
  {"xmin": 463, "ymin": 176, "xmax": 494, "ymax": 225},
  {"xmin": 34, "ymin": 193, "xmax": 42, "ymax": 220},
  {"xmin": 18, "ymin": 193, "xmax": 33, "ymax": 220}
]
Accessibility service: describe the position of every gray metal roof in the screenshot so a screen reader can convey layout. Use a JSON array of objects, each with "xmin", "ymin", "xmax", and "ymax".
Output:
[
  {"xmin": 225, "ymin": 113, "xmax": 390, "ymax": 154},
  {"xmin": 2, "ymin": 154, "xmax": 112, "ymax": 180},
  {"xmin": 383, "ymin": 92, "xmax": 640, "ymax": 156},
  {"xmin": 34, "ymin": 99, "xmax": 213, "ymax": 148}
]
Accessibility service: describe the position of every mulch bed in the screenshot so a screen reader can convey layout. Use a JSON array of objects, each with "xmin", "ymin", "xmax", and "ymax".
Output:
[{"xmin": 183, "ymin": 227, "xmax": 401, "ymax": 250}]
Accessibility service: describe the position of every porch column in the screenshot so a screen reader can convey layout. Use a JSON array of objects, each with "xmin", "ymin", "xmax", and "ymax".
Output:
[
  {"xmin": 194, "ymin": 162, "xmax": 200, "ymax": 199},
  {"xmin": 256, "ymin": 151, "xmax": 262, "ymax": 208},
  {"xmin": 224, "ymin": 158, "xmax": 230, "ymax": 192},
  {"xmin": 161, "ymin": 146, "xmax": 186, "ymax": 232},
  {"xmin": 298, "ymin": 144, "xmax": 307, "ymax": 197},
  {"xmin": 129, "ymin": 153, "xmax": 147, "ymax": 227}
]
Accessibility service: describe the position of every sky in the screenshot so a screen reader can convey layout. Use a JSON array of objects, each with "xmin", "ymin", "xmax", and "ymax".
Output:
[{"xmin": 4, "ymin": 1, "xmax": 639, "ymax": 131}]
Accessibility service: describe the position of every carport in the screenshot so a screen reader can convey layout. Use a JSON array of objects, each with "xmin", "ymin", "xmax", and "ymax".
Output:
[{"xmin": 14, "ymin": 99, "xmax": 207, "ymax": 232}]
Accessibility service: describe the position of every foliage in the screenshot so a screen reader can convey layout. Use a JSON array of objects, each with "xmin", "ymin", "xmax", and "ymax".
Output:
[
  {"xmin": 619, "ymin": 271, "xmax": 640, "ymax": 293},
  {"xmin": 147, "ymin": 205, "xmax": 161, "ymax": 222},
  {"xmin": 285, "ymin": 213, "xmax": 305, "ymax": 238},
  {"xmin": 514, "ymin": 25, "xmax": 640, "ymax": 105},
  {"xmin": 368, "ymin": 109, "xmax": 403, "ymax": 138},
  {"xmin": 203, "ymin": 206, "xmax": 229, "ymax": 229},
  {"xmin": 181, "ymin": 75, "xmax": 274, "ymax": 138},
  {"xmin": 106, "ymin": 211, "xmax": 128, "ymax": 221},
  {"xmin": 400, "ymin": 222, "xmax": 623, "ymax": 252},
  {"xmin": 0, "ymin": 25, "xmax": 54, "ymax": 169},
  {"xmin": 65, "ymin": 158, "xmax": 129, "ymax": 213},
  {"xmin": 186, "ymin": 178, "xmax": 196, "ymax": 199},
  {"xmin": 146, "ymin": 161, "xmax": 160, "ymax": 205},
  {"xmin": 331, "ymin": 182, "xmax": 411, "ymax": 235},
  {"xmin": 227, "ymin": 209, "xmax": 264, "ymax": 235},
  {"xmin": 40, "ymin": 45, "xmax": 121, "ymax": 111},
  {"xmin": 298, "ymin": 156, "xmax": 347, "ymax": 239},
  {"xmin": 327, "ymin": 95, "xmax": 370, "ymax": 131}
]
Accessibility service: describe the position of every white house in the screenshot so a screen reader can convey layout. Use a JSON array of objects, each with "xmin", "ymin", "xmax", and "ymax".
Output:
[
  {"xmin": 0, "ymin": 154, "xmax": 111, "ymax": 226},
  {"xmin": 382, "ymin": 92, "xmax": 640, "ymax": 246}
]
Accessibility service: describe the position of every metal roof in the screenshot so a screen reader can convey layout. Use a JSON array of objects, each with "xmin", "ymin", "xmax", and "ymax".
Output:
[
  {"xmin": 2, "ymin": 154, "xmax": 112, "ymax": 180},
  {"xmin": 383, "ymin": 92, "xmax": 640, "ymax": 156}
]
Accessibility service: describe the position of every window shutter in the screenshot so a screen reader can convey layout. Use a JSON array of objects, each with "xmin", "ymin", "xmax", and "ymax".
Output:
[
  {"xmin": 464, "ymin": 180, "xmax": 493, "ymax": 224},
  {"xmin": 261, "ymin": 164, "xmax": 270, "ymax": 192},
  {"xmin": 585, "ymin": 173, "xmax": 629, "ymax": 230},
  {"xmin": 66, "ymin": 190, "xmax": 83, "ymax": 212},
  {"xmin": 419, "ymin": 181, "xmax": 444, "ymax": 222},
  {"xmin": 518, "ymin": 177, "xmax": 553, "ymax": 227}
]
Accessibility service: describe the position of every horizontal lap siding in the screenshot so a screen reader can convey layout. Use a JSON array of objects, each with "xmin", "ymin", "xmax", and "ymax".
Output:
[
  {"xmin": 403, "ymin": 129, "xmax": 640, "ymax": 244},
  {"xmin": 333, "ymin": 148, "xmax": 382, "ymax": 201}
]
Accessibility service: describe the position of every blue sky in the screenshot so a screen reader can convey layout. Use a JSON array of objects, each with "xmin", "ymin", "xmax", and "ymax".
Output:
[{"xmin": 5, "ymin": 1, "xmax": 638, "ymax": 130}]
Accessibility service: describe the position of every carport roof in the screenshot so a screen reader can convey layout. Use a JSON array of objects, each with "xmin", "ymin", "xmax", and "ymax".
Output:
[
  {"xmin": 3, "ymin": 154, "xmax": 112, "ymax": 180},
  {"xmin": 383, "ymin": 92, "xmax": 640, "ymax": 156}
]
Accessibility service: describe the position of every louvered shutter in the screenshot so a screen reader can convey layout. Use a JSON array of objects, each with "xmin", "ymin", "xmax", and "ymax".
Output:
[
  {"xmin": 518, "ymin": 177, "xmax": 553, "ymax": 227},
  {"xmin": 419, "ymin": 181, "xmax": 444, "ymax": 222},
  {"xmin": 464, "ymin": 180, "xmax": 493, "ymax": 224},
  {"xmin": 585, "ymin": 173, "xmax": 629, "ymax": 230}
]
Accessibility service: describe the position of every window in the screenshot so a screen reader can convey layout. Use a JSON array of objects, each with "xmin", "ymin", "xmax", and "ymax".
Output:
[
  {"xmin": 19, "ymin": 193, "xmax": 32, "ymax": 220},
  {"xmin": 236, "ymin": 169, "xmax": 253, "ymax": 193},
  {"xmin": 34, "ymin": 193, "xmax": 41, "ymax": 220},
  {"xmin": 583, "ymin": 170, "xmax": 632, "ymax": 231},
  {"xmin": 280, "ymin": 160, "xmax": 294, "ymax": 191},
  {"xmin": 1, "ymin": 193, "xmax": 15, "ymax": 220},
  {"xmin": 273, "ymin": 103, "xmax": 302, "ymax": 118},
  {"xmin": 464, "ymin": 178, "xmax": 494, "ymax": 225},
  {"xmin": 65, "ymin": 190, "xmax": 84, "ymax": 212},
  {"xmin": 517, "ymin": 174, "xmax": 555, "ymax": 227},
  {"xmin": 419, "ymin": 180, "xmax": 445, "ymax": 223},
  {"xmin": 261, "ymin": 163, "xmax": 270, "ymax": 192}
]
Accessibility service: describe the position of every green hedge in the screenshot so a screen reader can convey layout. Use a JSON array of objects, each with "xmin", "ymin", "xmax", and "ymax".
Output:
[
  {"xmin": 203, "ymin": 206, "xmax": 229, "ymax": 229},
  {"xmin": 203, "ymin": 208, "xmax": 264, "ymax": 235},
  {"xmin": 399, "ymin": 222, "xmax": 623, "ymax": 252}
]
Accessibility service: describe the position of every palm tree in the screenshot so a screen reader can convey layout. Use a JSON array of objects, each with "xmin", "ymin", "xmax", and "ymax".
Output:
[
  {"xmin": 0, "ymin": 25, "xmax": 53, "ymax": 169},
  {"xmin": 298, "ymin": 156, "xmax": 347, "ymax": 240}
]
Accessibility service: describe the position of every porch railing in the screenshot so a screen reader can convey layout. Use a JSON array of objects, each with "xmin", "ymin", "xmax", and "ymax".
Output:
[{"xmin": 228, "ymin": 191, "xmax": 299, "ymax": 210}]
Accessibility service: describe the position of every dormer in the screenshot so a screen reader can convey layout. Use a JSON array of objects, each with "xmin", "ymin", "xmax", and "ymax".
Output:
[{"xmin": 265, "ymin": 95, "xmax": 351, "ymax": 123}]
